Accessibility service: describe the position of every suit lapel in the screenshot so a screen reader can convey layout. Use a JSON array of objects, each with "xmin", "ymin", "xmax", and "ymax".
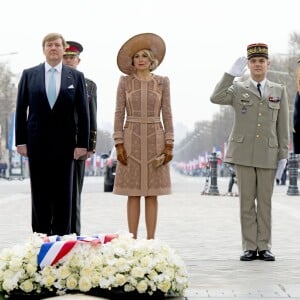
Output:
[
  {"xmin": 36, "ymin": 63, "xmax": 50, "ymax": 107},
  {"xmin": 58, "ymin": 66, "xmax": 75, "ymax": 100}
]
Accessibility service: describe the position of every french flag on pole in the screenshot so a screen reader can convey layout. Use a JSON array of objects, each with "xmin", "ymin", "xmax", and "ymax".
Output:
[{"xmin": 37, "ymin": 234, "xmax": 118, "ymax": 268}]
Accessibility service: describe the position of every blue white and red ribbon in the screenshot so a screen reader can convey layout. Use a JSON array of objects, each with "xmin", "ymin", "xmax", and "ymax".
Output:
[{"xmin": 37, "ymin": 233, "xmax": 118, "ymax": 268}]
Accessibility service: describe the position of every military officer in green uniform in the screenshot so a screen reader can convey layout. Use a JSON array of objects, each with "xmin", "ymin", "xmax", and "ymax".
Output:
[
  {"xmin": 210, "ymin": 43, "xmax": 289, "ymax": 261},
  {"xmin": 63, "ymin": 41, "xmax": 97, "ymax": 235}
]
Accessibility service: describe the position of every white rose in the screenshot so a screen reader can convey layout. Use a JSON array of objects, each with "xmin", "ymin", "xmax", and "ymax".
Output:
[
  {"xmin": 114, "ymin": 273, "xmax": 126, "ymax": 286},
  {"xmin": 25, "ymin": 263, "xmax": 37, "ymax": 276},
  {"xmin": 20, "ymin": 279, "xmax": 34, "ymax": 293},
  {"xmin": 131, "ymin": 266, "xmax": 145, "ymax": 278},
  {"xmin": 102, "ymin": 265, "xmax": 117, "ymax": 278},
  {"xmin": 66, "ymin": 274, "xmax": 79, "ymax": 290},
  {"xmin": 157, "ymin": 278, "xmax": 171, "ymax": 293},
  {"xmin": 90, "ymin": 271, "xmax": 101, "ymax": 285},
  {"xmin": 78, "ymin": 276, "xmax": 92, "ymax": 292},
  {"xmin": 41, "ymin": 275, "xmax": 55, "ymax": 287},
  {"xmin": 140, "ymin": 256, "xmax": 152, "ymax": 267},
  {"xmin": 136, "ymin": 280, "xmax": 148, "ymax": 293},
  {"xmin": 58, "ymin": 266, "xmax": 71, "ymax": 279},
  {"xmin": 9, "ymin": 257, "xmax": 23, "ymax": 271}
]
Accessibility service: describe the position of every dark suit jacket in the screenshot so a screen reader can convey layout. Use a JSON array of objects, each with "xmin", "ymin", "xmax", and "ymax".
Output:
[
  {"xmin": 293, "ymin": 92, "xmax": 300, "ymax": 153},
  {"xmin": 15, "ymin": 63, "xmax": 90, "ymax": 159}
]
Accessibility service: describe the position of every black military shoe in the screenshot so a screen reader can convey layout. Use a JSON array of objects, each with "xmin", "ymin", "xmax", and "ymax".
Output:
[
  {"xmin": 240, "ymin": 250, "xmax": 257, "ymax": 261},
  {"xmin": 258, "ymin": 250, "xmax": 275, "ymax": 261}
]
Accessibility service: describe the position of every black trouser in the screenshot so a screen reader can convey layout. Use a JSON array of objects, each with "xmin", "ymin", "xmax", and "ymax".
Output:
[
  {"xmin": 29, "ymin": 157, "xmax": 73, "ymax": 236},
  {"xmin": 228, "ymin": 174, "xmax": 236, "ymax": 193},
  {"xmin": 71, "ymin": 159, "xmax": 86, "ymax": 235}
]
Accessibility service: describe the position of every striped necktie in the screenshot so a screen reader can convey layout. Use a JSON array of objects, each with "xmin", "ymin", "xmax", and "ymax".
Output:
[{"xmin": 47, "ymin": 68, "xmax": 56, "ymax": 108}]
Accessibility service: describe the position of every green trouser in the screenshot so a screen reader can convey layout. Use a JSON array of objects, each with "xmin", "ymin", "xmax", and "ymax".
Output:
[{"xmin": 235, "ymin": 165, "xmax": 276, "ymax": 251}]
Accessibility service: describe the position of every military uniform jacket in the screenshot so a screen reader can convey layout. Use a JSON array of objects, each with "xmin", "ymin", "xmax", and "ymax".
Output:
[
  {"xmin": 85, "ymin": 78, "xmax": 97, "ymax": 152},
  {"xmin": 75, "ymin": 77, "xmax": 97, "ymax": 161},
  {"xmin": 210, "ymin": 73, "xmax": 289, "ymax": 169}
]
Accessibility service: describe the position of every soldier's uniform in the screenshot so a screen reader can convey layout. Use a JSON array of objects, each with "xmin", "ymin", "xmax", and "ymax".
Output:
[
  {"xmin": 211, "ymin": 43, "xmax": 289, "ymax": 258},
  {"xmin": 64, "ymin": 41, "xmax": 98, "ymax": 235}
]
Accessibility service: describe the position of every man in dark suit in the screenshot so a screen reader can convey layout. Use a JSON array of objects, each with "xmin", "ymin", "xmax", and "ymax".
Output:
[
  {"xmin": 15, "ymin": 33, "xmax": 90, "ymax": 236},
  {"xmin": 293, "ymin": 58, "xmax": 300, "ymax": 153},
  {"xmin": 63, "ymin": 40, "xmax": 97, "ymax": 235}
]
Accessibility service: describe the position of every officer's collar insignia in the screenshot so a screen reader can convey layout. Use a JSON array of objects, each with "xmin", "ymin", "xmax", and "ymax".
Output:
[{"xmin": 242, "ymin": 93, "xmax": 250, "ymax": 99}]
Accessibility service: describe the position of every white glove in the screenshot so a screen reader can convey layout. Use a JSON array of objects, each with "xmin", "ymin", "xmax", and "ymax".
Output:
[
  {"xmin": 228, "ymin": 56, "xmax": 248, "ymax": 77},
  {"xmin": 275, "ymin": 158, "xmax": 287, "ymax": 180}
]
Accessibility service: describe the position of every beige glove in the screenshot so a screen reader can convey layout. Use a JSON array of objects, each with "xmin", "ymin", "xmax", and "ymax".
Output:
[
  {"xmin": 116, "ymin": 143, "xmax": 127, "ymax": 165},
  {"xmin": 162, "ymin": 144, "xmax": 174, "ymax": 165}
]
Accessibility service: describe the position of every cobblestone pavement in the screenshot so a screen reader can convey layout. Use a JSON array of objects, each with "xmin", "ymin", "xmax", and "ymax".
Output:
[{"xmin": 1, "ymin": 171, "xmax": 300, "ymax": 299}]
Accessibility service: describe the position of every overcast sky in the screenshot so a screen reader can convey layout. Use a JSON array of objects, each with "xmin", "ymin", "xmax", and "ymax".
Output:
[{"xmin": 1, "ymin": 0, "xmax": 300, "ymax": 136}]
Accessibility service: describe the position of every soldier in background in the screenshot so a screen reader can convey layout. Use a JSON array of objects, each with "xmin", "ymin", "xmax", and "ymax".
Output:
[{"xmin": 63, "ymin": 41, "xmax": 97, "ymax": 235}]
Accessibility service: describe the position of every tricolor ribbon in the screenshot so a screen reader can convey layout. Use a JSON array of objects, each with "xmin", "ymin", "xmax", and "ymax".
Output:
[{"xmin": 37, "ymin": 233, "xmax": 118, "ymax": 268}]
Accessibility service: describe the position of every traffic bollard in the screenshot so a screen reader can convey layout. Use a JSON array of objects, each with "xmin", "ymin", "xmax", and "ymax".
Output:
[
  {"xmin": 287, "ymin": 153, "xmax": 299, "ymax": 196},
  {"xmin": 208, "ymin": 152, "xmax": 220, "ymax": 195}
]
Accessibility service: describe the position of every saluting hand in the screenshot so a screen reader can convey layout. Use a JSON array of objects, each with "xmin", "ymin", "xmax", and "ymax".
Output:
[{"xmin": 228, "ymin": 56, "xmax": 248, "ymax": 77}]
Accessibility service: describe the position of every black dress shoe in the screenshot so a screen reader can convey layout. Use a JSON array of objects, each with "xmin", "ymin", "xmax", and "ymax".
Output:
[
  {"xmin": 258, "ymin": 250, "xmax": 275, "ymax": 261},
  {"xmin": 240, "ymin": 250, "xmax": 257, "ymax": 261}
]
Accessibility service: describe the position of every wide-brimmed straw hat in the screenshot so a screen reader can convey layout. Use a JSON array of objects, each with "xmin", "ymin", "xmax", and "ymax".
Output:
[{"xmin": 117, "ymin": 33, "xmax": 166, "ymax": 75}]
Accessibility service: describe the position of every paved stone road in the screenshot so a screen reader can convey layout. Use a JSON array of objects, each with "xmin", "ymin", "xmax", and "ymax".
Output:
[{"xmin": 1, "ymin": 172, "xmax": 300, "ymax": 299}]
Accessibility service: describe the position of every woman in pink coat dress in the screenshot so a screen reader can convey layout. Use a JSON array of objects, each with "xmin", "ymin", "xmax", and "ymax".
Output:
[{"xmin": 113, "ymin": 33, "xmax": 174, "ymax": 239}]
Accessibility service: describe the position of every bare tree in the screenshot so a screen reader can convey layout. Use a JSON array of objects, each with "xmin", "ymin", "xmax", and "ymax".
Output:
[
  {"xmin": 211, "ymin": 106, "xmax": 234, "ymax": 147},
  {"xmin": 95, "ymin": 129, "xmax": 114, "ymax": 155}
]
